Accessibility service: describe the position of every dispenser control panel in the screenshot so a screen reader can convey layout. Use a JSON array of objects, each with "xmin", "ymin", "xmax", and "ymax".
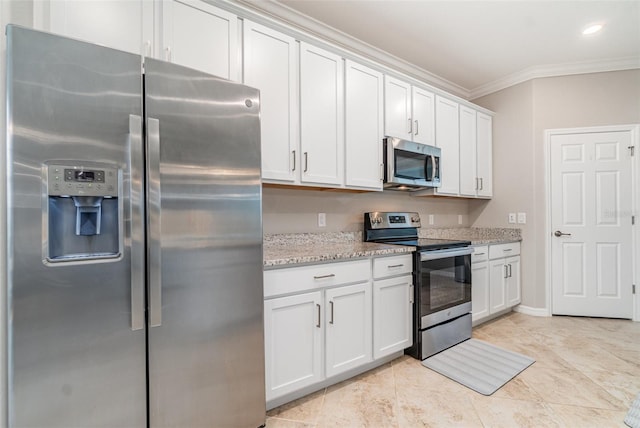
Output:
[{"xmin": 48, "ymin": 164, "xmax": 118, "ymax": 197}]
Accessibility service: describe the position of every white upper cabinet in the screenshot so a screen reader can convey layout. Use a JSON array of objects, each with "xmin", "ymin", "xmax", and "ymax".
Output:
[
  {"xmin": 384, "ymin": 76, "xmax": 412, "ymax": 140},
  {"xmin": 411, "ymin": 86, "xmax": 435, "ymax": 146},
  {"xmin": 243, "ymin": 21, "xmax": 298, "ymax": 183},
  {"xmin": 434, "ymin": 95, "xmax": 460, "ymax": 196},
  {"xmin": 299, "ymin": 42, "xmax": 344, "ymax": 186},
  {"xmin": 35, "ymin": 0, "xmax": 153, "ymax": 55},
  {"xmin": 345, "ymin": 60, "xmax": 384, "ymax": 190},
  {"xmin": 459, "ymin": 105, "xmax": 478, "ymax": 197},
  {"xmin": 160, "ymin": 0, "xmax": 239, "ymax": 80},
  {"xmin": 384, "ymin": 76, "xmax": 435, "ymax": 145},
  {"xmin": 476, "ymin": 112, "xmax": 493, "ymax": 198}
]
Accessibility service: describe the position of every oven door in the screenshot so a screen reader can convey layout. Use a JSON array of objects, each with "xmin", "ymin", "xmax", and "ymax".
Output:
[{"xmin": 418, "ymin": 247, "xmax": 472, "ymax": 329}]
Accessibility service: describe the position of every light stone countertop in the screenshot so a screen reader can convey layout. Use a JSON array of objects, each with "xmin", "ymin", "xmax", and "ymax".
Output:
[
  {"xmin": 263, "ymin": 232, "xmax": 414, "ymax": 268},
  {"xmin": 263, "ymin": 228, "xmax": 521, "ymax": 268}
]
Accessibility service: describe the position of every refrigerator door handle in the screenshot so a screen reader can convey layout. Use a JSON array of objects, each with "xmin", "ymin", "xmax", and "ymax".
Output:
[
  {"xmin": 129, "ymin": 115, "xmax": 145, "ymax": 331},
  {"xmin": 148, "ymin": 117, "xmax": 162, "ymax": 327}
]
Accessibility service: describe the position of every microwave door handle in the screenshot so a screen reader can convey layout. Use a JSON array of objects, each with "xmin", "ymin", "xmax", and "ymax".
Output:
[{"xmin": 431, "ymin": 155, "xmax": 437, "ymax": 182}]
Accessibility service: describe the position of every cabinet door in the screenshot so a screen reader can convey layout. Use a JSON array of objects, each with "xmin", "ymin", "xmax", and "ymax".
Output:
[
  {"xmin": 384, "ymin": 76, "xmax": 412, "ymax": 140},
  {"xmin": 489, "ymin": 259, "xmax": 507, "ymax": 314},
  {"xmin": 345, "ymin": 60, "xmax": 383, "ymax": 190},
  {"xmin": 373, "ymin": 275, "xmax": 412, "ymax": 359},
  {"xmin": 411, "ymin": 86, "xmax": 435, "ymax": 146},
  {"xmin": 325, "ymin": 282, "xmax": 372, "ymax": 378},
  {"xmin": 244, "ymin": 21, "xmax": 297, "ymax": 183},
  {"xmin": 39, "ymin": 0, "xmax": 152, "ymax": 55},
  {"xmin": 476, "ymin": 112, "xmax": 493, "ymax": 198},
  {"xmin": 300, "ymin": 42, "xmax": 344, "ymax": 186},
  {"xmin": 505, "ymin": 256, "xmax": 521, "ymax": 307},
  {"xmin": 459, "ymin": 105, "xmax": 477, "ymax": 197},
  {"xmin": 264, "ymin": 292, "xmax": 323, "ymax": 401},
  {"xmin": 471, "ymin": 261, "xmax": 490, "ymax": 322},
  {"xmin": 435, "ymin": 95, "xmax": 460, "ymax": 195},
  {"xmin": 161, "ymin": 0, "xmax": 239, "ymax": 80}
]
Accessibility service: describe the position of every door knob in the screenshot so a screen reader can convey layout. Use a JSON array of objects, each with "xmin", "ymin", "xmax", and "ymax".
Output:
[{"xmin": 554, "ymin": 230, "xmax": 571, "ymax": 237}]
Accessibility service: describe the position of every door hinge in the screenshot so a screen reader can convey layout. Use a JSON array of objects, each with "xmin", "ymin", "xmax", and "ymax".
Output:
[{"xmin": 629, "ymin": 146, "xmax": 635, "ymax": 156}]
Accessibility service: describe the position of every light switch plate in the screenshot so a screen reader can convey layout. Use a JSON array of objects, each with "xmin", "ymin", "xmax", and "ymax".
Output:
[
  {"xmin": 508, "ymin": 213, "xmax": 516, "ymax": 224},
  {"xmin": 517, "ymin": 212, "xmax": 526, "ymax": 224},
  {"xmin": 318, "ymin": 212, "xmax": 326, "ymax": 227}
]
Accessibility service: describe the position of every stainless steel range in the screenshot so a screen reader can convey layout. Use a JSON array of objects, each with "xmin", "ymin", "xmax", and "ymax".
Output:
[{"xmin": 364, "ymin": 212, "xmax": 473, "ymax": 359}]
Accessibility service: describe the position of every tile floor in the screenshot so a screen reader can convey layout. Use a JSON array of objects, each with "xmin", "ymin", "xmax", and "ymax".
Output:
[{"xmin": 266, "ymin": 312, "xmax": 640, "ymax": 427}]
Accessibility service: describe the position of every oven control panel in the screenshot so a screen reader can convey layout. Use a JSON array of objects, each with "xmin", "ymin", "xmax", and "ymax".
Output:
[{"xmin": 365, "ymin": 212, "xmax": 421, "ymax": 229}]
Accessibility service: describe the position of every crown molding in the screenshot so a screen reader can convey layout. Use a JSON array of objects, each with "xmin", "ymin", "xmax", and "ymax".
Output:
[
  {"xmin": 470, "ymin": 56, "xmax": 640, "ymax": 100},
  {"xmin": 232, "ymin": 0, "xmax": 471, "ymax": 99}
]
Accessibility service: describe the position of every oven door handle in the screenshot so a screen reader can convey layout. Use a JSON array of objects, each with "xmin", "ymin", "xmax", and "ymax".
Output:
[{"xmin": 420, "ymin": 247, "xmax": 474, "ymax": 261}]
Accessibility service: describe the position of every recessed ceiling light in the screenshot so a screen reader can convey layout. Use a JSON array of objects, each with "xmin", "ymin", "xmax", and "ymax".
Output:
[{"xmin": 582, "ymin": 24, "xmax": 603, "ymax": 35}]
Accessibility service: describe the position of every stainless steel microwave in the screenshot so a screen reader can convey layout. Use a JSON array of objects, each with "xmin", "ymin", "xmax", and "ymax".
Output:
[{"xmin": 383, "ymin": 137, "xmax": 441, "ymax": 190}]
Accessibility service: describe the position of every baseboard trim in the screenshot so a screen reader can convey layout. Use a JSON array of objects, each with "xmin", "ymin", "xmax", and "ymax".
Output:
[{"xmin": 513, "ymin": 305, "xmax": 551, "ymax": 317}]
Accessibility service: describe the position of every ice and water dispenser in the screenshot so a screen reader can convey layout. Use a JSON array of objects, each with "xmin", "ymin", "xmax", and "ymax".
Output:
[{"xmin": 46, "ymin": 162, "xmax": 121, "ymax": 262}]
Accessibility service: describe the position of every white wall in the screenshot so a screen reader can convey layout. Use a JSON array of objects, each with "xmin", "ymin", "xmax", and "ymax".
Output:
[{"xmin": 472, "ymin": 69, "xmax": 640, "ymax": 311}]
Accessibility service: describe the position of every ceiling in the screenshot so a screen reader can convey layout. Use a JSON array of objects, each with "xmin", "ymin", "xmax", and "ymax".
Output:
[{"xmin": 270, "ymin": 0, "xmax": 640, "ymax": 98}]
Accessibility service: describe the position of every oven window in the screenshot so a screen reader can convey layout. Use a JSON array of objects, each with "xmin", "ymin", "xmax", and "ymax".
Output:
[
  {"xmin": 395, "ymin": 149, "xmax": 427, "ymax": 180},
  {"xmin": 419, "ymin": 255, "xmax": 471, "ymax": 316}
]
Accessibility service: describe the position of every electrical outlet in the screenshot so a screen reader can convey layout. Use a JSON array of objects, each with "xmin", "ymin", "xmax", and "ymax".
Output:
[
  {"xmin": 517, "ymin": 212, "xmax": 527, "ymax": 224},
  {"xmin": 458, "ymin": 214, "xmax": 463, "ymax": 225},
  {"xmin": 428, "ymin": 214, "xmax": 435, "ymax": 225},
  {"xmin": 318, "ymin": 213, "xmax": 326, "ymax": 227},
  {"xmin": 508, "ymin": 213, "xmax": 516, "ymax": 224}
]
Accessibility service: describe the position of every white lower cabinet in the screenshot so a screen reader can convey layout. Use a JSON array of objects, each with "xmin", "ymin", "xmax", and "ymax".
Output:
[
  {"xmin": 471, "ymin": 246, "xmax": 490, "ymax": 322},
  {"xmin": 264, "ymin": 291, "xmax": 323, "ymax": 401},
  {"xmin": 372, "ymin": 254, "xmax": 413, "ymax": 359},
  {"xmin": 325, "ymin": 282, "xmax": 372, "ymax": 377},
  {"xmin": 474, "ymin": 242, "xmax": 521, "ymax": 324}
]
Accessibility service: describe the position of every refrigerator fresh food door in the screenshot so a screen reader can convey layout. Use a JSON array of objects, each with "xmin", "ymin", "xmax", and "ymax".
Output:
[
  {"xmin": 144, "ymin": 58, "xmax": 266, "ymax": 427},
  {"xmin": 5, "ymin": 26, "xmax": 147, "ymax": 427}
]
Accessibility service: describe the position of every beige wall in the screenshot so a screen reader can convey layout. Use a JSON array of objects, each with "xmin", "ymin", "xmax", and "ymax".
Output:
[
  {"xmin": 473, "ymin": 69, "xmax": 640, "ymax": 310},
  {"xmin": 263, "ymin": 186, "xmax": 474, "ymax": 234}
]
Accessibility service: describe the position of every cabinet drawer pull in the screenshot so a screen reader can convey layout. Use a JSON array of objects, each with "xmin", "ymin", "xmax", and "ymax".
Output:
[
  {"xmin": 388, "ymin": 264, "xmax": 404, "ymax": 269},
  {"xmin": 329, "ymin": 301, "xmax": 334, "ymax": 324},
  {"xmin": 313, "ymin": 273, "xmax": 336, "ymax": 280},
  {"xmin": 316, "ymin": 304, "xmax": 321, "ymax": 328},
  {"xmin": 503, "ymin": 248, "xmax": 513, "ymax": 252},
  {"xmin": 475, "ymin": 252, "xmax": 485, "ymax": 256}
]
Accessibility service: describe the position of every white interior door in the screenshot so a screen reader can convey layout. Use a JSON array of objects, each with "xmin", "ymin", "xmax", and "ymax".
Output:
[{"xmin": 550, "ymin": 130, "xmax": 634, "ymax": 318}]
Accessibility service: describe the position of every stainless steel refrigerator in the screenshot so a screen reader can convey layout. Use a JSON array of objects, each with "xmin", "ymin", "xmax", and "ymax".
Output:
[{"xmin": 5, "ymin": 25, "xmax": 265, "ymax": 427}]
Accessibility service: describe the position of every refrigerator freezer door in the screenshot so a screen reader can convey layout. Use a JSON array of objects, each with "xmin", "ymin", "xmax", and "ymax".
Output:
[
  {"xmin": 144, "ymin": 59, "xmax": 266, "ymax": 427},
  {"xmin": 6, "ymin": 26, "xmax": 147, "ymax": 426}
]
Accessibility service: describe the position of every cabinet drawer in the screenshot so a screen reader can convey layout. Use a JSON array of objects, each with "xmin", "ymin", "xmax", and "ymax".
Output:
[
  {"xmin": 489, "ymin": 242, "xmax": 521, "ymax": 259},
  {"xmin": 373, "ymin": 254, "xmax": 413, "ymax": 279},
  {"xmin": 471, "ymin": 245, "xmax": 489, "ymax": 263},
  {"xmin": 264, "ymin": 259, "xmax": 370, "ymax": 298}
]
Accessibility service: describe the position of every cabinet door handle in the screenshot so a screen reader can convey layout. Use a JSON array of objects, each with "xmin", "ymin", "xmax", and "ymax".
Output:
[
  {"xmin": 291, "ymin": 150, "xmax": 296, "ymax": 172},
  {"xmin": 414, "ymin": 120, "xmax": 419, "ymax": 135},
  {"xmin": 304, "ymin": 152, "xmax": 308, "ymax": 172},
  {"xmin": 329, "ymin": 301, "xmax": 334, "ymax": 324},
  {"xmin": 475, "ymin": 177, "xmax": 479, "ymax": 190},
  {"xmin": 316, "ymin": 304, "xmax": 321, "ymax": 328},
  {"xmin": 313, "ymin": 273, "xmax": 335, "ymax": 280},
  {"xmin": 388, "ymin": 264, "xmax": 404, "ymax": 269},
  {"xmin": 480, "ymin": 177, "xmax": 484, "ymax": 190},
  {"xmin": 508, "ymin": 264, "xmax": 512, "ymax": 278},
  {"xmin": 380, "ymin": 163, "xmax": 384, "ymax": 181},
  {"xmin": 504, "ymin": 264, "xmax": 509, "ymax": 279},
  {"xmin": 409, "ymin": 284, "xmax": 414, "ymax": 304},
  {"xmin": 408, "ymin": 118, "xmax": 412, "ymax": 134}
]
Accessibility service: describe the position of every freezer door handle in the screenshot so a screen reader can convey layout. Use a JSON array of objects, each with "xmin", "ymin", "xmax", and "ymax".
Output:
[
  {"xmin": 129, "ymin": 115, "xmax": 145, "ymax": 331},
  {"xmin": 148, "ymin": 117, "xmax": 162, "ymax": 327}
]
